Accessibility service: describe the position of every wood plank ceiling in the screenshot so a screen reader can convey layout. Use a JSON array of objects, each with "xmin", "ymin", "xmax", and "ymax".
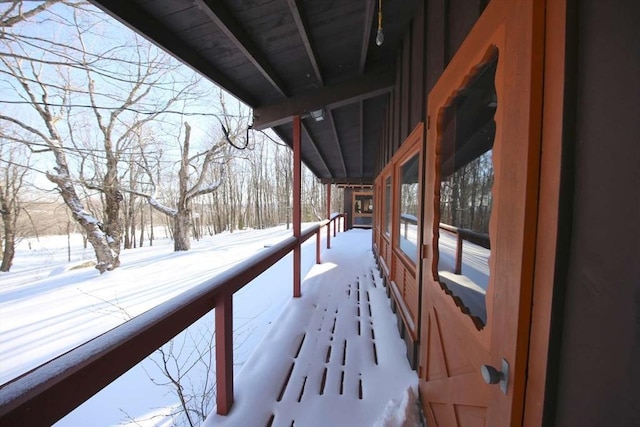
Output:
[{"xmin": 89, "ymin": 0, "xmax": 418, "ymax": 184}]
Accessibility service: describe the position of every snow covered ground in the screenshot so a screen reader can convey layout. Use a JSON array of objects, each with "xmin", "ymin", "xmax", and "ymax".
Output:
[
  {"xmin": 0, "ymin": 223, "xmax": 421, "ymax": 426},
  {"xmin": 0, "ymin": 225, "xmax": 321, "ymax": 425},
  {"xmin": 205, "ymin": 229, "xmax": 419, "ymax": 427}
]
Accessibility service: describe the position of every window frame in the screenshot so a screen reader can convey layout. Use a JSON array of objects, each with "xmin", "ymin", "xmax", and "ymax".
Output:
[{"xmin": 391, "ymin": 124, "xmax": 424, "ymax": 271}]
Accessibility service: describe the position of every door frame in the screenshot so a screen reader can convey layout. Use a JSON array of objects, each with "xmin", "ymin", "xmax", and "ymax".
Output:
[{"xmin": 418, "ymin": 0, "xmax": 550, "ymax": 425}]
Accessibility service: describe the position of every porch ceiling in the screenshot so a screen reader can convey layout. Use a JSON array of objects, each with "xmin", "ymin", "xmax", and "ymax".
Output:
[{"xmin": 88, "ymin": 0, "xmax": 418, "ymax": 184}]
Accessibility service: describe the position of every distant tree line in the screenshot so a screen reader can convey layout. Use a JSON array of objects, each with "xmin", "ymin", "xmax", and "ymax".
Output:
[{"xmin": 439, "ymin": 150, "xmax": 494, "ymax": 234}]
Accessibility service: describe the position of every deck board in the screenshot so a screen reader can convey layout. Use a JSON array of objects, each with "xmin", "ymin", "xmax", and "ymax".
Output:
[{"xmin": 204, "ymin": 229, "xmax": 418, "ymax": 427}]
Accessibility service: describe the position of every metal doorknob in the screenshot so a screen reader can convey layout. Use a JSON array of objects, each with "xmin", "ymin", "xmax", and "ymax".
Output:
[
  {"xmin": 481, "ymin": 364, "xmax": 503, "ymax": 384},
  {"xmin": 480, "ymin": 358, "xmax": 509, "ymax": 394}
]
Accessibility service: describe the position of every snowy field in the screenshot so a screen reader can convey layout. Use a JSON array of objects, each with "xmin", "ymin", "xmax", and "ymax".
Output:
[{"xmin": 0, "ymin": 224, "xmax": 325, "ymax": 426}]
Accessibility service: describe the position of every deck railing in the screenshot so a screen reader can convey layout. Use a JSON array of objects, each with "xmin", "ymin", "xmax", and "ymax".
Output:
[
  {"xmin": 0, "ymin": 215, "xmax": 346, "ymax": 427},
  {"xmin": 439, "ymin": 223, "xmax": 490, "ymax": 274}
]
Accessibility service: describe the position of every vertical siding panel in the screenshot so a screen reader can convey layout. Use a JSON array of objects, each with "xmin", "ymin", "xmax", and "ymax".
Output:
[
  {"xmin": 426, "ymin": 0, "xmax": 447, "ymax": 94},
  {"xmin": 401, "ymin": 32, "xmax": 412, "ymax": 141},
  {"xmin": 410, "ymin": 0, "xmax": 426, "ymax": 129},
  {"xmin": 393, "ymin": 51, "xmax": 402, "ymax": 153},
  {"xmin": 389, "ymin": 92, "xmax": 395, "ymax": 156},
  {"xmin": 448, "ymin": 0, "xmax": 482, "ymax": 61}
]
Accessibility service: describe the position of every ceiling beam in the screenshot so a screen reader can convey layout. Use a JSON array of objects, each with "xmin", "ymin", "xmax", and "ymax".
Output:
[
  {"xmin": 359, "ymin": 0, "xmax": 377, "ymax": 74},
  {"xmin": 302, "ymin": 122, "xmax": 332, "ymax": 178},
  {"xmin": 89, "ymin": 0, "xmax": 257, "ymax": 106},
  {"xmin": 194, "ymin": 0, "xmax": 289, "ymax": 97},
  {"xmin": 286, "ymin": 0, "xmax": 323, "ymax": 86},
  {"xmin": 320, "ymin": 177, "xmax": 374, "ymax": 185},
  {"xmin": 253, "ymin": 69, "xmax": 395, "ymax": 130},
  {"xmin": 327, "ymin": 110, "xmax": 348, "ymax": 178}
]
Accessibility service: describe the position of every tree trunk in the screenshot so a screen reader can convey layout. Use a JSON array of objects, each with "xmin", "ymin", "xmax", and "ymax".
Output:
[
  {"xmin": 102, "ymin": 158, "xmax": 122, "ymax": 268},
  {"xmin": 174, "ymin": 210, "xmax": 191, "ymax": 251},
  {"xmin": 149, "ymin": 204, "xmax": 154, "ymax": 246},
  {"xmin": 0, "ymin": 215, "xmax": 15, "ymax": 272},
  {"xmin": 47, "ymin": 169, "xmax": 116, "ymax": 273}
]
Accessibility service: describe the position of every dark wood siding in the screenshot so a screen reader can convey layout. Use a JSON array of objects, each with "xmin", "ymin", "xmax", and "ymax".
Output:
[
  {"xmin": 410, "ymin": 0, "xmax": 426, "ymax": 130},
  {"xmin": 375, "ymin": 0, "xmax": 485, "ymax": 174},
  {"xmin": 401, "ymin": 30, "xmax": 412, "ymax": 140},
  {"xmin": 343, "ymin": 188, "xmax": 353, "ymax": 229},
  {"xmin": 552, "ymin": 0, "xmax": 640, "ymax": 425}
]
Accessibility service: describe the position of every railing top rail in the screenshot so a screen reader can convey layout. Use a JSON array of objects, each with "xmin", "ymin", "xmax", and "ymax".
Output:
[
  {"xmin": 438, "ymin": 223, "xmax": 490, "ymax": 249},
  {"xmin": 0, "ymin": 219, "xmax": 335, "ymax": 426}
]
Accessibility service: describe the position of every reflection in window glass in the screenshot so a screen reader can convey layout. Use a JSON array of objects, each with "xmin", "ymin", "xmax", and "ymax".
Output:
[
  {"xmin": 399, "ymin": 154, "xmax": 419, "ymax": 262},
  {"xmin": 384, "ymin": 177, "xmax": 392, "ymax": 235},
  {"xmin": 436, "ymin": 50, "xmax": 498, "ymax": 329},
  {"xmin": 354, "ymin": 194, "xmax": 373, "ymax": 214},
  {"xmin": 353, "ymin": 193, "xmax": 373, "ymax": 227}
]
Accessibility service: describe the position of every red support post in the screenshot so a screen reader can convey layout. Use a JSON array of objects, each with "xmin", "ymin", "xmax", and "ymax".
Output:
[
  {"xmin": 316, "ymin": 229, "xmax": 321, "ymax": 264},
  {"xmin": 293, "ymin": 115, "xmax": 302, "ymax": 297},
  {"xmin": 455, "ymin": 234, "xmax": 463, "ymax": 275},
  {"xmin": 215, "ymin": 294, "xmax": 233, "ymax": 415},
  {"xmin": 326, "ymin": 184, "xmax": 331, "ymax": 249}
]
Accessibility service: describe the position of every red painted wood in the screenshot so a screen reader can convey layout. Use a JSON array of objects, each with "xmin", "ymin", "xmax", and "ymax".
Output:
[
  {"xmin": 455, "ymin": 235, "xmax": 463, "ymax": 275},
  {"xmin": 215, "ymin": 294, "xmax": 233, "ymax": 415},
  {"xmin": 316, "ymin": 229, "xmax": 321, "ymax": 264},
  {"xmin": 293, "ymin": 115, "xmax": 302, "ymax": 298},
  {"xmin": 0, "ymin": 218, "xmax": 335, "ymax": 426},
  {"xmin": 420, "ymin": 1, "xmax": 546, "ymax": 424}
]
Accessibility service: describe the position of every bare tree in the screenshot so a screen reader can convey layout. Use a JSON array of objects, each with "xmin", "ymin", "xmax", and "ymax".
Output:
[
  {"xmin": 0, "ymin": 141, "xmax": 30, "ymax": 271},
  {"xmin": 134, "ymin": 109, "xmax": 248, "ymax": 251},
  {"xmin": 0, "ymin": 2, "xmax": 206, "ymax": 270},
  {"xmin": 1, "ymin": 1, "xmax": 87, "ymax": 30}
]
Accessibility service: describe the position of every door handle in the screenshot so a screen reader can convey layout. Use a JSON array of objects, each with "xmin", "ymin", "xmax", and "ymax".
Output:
[{"xmin": 481, "ymin": 358, "xmax": 509, "ymax": 394}]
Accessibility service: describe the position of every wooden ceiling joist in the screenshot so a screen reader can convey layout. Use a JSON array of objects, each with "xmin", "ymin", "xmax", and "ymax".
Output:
[
  {"xmin": 302, "ymin": 122, "xmax": 332, "ymax": 178},
  {"xmin": 90, "ymin": 0, "xmax": 258, "ymax": 106},
  {"xmin": 194, "ymin": 0, "xmax": 289, "ymax": 97},
  {"xmin": 327, "ymin": 110, "xmax": 348, "ymax": 178},
  {"xmin": 286, "ymin": 0, "xmax": 323, "ymax": 86},
  {"xmin": 271, "ymin": 127, "xmax": 325, "ymax": 179},
  {"xmin": 359, "ymin": 0, "xmax": 377, "ymax": 74},
  {"xmin": 252, "ymin": 69, "xmax": 395, "ymax": 130}
]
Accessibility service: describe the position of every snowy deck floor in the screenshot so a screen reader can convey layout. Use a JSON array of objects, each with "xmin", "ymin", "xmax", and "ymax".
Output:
[{"xmin": 204, "ymin": 229, "xmax": 419, "ymax": 427}]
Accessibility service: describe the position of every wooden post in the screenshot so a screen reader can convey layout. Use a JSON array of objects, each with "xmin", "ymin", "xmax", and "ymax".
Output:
[
  {"xmin": 455, "ymin": 234, "xmax": 463, "ymax": 274},
  {"xmin": 316, "ymin": 229, "xmax": 321, "ymax": 264},
  {"xmin": 293, "ymin": 115, "xmax": 302, "ymax": 297},
  {"xmin": 326, "ymin": 184, "xmax": 331, "ymax": 249},
  {"xmin": 215, "ymin": 294, "xmax": 233, "ymax": 415}
]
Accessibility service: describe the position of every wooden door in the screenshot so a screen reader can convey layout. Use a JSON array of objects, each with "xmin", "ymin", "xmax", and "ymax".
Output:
[{"xmin": 419, "ymin": 0, "xmax": 545, "ymax": 425}]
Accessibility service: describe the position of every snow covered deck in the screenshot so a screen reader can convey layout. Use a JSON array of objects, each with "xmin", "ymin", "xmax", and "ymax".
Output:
[{"xmin": 205, "ymin": 229, "xmax": 419, "ymax": 427}]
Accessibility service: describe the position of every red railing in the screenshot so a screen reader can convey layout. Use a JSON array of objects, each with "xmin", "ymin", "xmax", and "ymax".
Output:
[
  {"xmin": 0, "ymin": 215, "xmax": 346, "ymax": 427},
  {"xmin": 439, "ymin": 223, "xmax": 490, "ymax": 274}
]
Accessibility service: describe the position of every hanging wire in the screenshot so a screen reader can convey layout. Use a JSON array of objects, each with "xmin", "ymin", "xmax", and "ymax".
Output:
[
  {"xmin": 216, "ymin": 115, "xmax": 250, "ymax": 150},
  {"xmin": 216, "ymin": 113, "xmax": 291, "ymax": 149},
  {"xmin": 253, "ymin": 128, "xmax": 289, "ymax": 147}
]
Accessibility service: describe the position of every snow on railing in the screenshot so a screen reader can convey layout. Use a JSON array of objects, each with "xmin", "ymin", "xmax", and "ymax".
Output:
[{"xmin": 0, "ymin": 215, "xmax": 347, "ymax": 426}]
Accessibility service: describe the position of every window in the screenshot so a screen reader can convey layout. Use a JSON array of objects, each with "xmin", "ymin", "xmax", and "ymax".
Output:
[
  {"xmin": 398, "ymin": 153, "xmax": 419, "ymax": 262},
  {"xmin": 354, "ymin": 194, "xmax": 373, "ymax": 214},
  {"xmin": 384, "ymin": 176, "xmax": 392, "ymax": 236},
  {"xmin": 434, "ymin": 49, "xmax": 498, "ymax": 329},
  {"xmin": 353, "ymin": 191, "xmax": 373, "ymax": 227}
]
